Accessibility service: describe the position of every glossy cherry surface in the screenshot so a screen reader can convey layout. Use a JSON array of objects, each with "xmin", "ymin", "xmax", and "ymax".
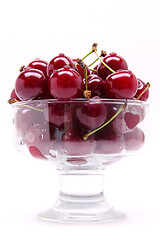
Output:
[
  {"xmin": 86, "ymin": 74, "xmax": 105, "ymax": 97},
  {"xmin": 49, "ymin": 66, "xmax": 84, "ymax": 99},
  {"xmin": 15, "ymin": 68, "xmax": 47, "ymax": 101},
  {"xmin": 27, "ymin": 58, "xmax": 48, "ymax": 78},
  {"xmin": 104, "ymin": 70, "xmax": 138, "ymax": 99},
  {"xmin": 48, "ymin": 53, "xmax": 76, "ymax": 76},
  {"xmin": 97, "ymin": 52, "xmax": 128, "ymax": 80},
  {"xmin": 134, "ymin": 79, "xmax": 149, "ymax": 101}
]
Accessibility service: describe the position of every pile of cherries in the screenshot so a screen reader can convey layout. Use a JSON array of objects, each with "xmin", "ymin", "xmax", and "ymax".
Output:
[{"xmin": 10, "ymin": 43, "xmax": 150, "ymax": 162}]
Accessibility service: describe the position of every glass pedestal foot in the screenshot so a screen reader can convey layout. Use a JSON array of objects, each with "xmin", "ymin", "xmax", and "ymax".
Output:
[{"xmin": 37, "ymin": 171, "xmax": 126, "ymax": 223}]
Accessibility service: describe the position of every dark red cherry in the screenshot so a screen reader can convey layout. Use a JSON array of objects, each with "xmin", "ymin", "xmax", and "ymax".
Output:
[
  {"xmin": 97, "ymin": 52, "xmax": 128, "ymax": 80},
  {"xmin": 104, "ymin": 70, "xmax": 138, "ymax": 99},
  {"xmin": 72, "ymin": 59, "xmax": 90, "ymax": 79},
  {"xmin": 15, "ymin": 68, "xmax": 47, "ymax": 101},
  {"xmin": 85, "ymin": 74, "xmax": 105, "ymax": 97},
  {"xmin": 49, "ymin": 66, "xmax": 84, "ymax": 99},
  {"xmin": 48, "ymin": 53, "xmax": 76, "ymax": 76},
  {"xmin": 134, "ymin": 79, "xmax": 149, "ymax": 101},
  {"xmin": 75, "ymin": 97, "xmax": 108, "ymax": 130},
  {"xmin": 27, "ymin": 58, "xmax": 48, "ymax": 78}
]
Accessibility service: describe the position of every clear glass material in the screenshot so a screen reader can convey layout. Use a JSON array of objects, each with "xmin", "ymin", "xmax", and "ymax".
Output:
[{"xmin": 11, "ymin": 98, "xmax": 148, "ymax": 223}]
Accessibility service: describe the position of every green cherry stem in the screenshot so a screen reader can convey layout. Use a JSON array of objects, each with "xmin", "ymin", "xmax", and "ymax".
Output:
[
  {"xmin": 136, "ymin": 82, "xmax": 150, "ymax": 100},
  {"xmin": 83, "ymin": 101, "xmax": 127, "ymax": 140},
  {"xmin": 89, "ymin": 68, "xmax": 97, "ymax": 72},
  {"xmin": 94, "ymin": 49, "xmax": 115, "ymax": 73},
  {"xmin": 88, "ymin": 58, "xmax": 99, "ymax": 67}
]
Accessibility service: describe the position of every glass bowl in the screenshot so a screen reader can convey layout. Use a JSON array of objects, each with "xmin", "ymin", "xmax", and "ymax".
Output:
[{"xmin": 11, "ymin": 98, "xmax": 148, "ymax": 223}]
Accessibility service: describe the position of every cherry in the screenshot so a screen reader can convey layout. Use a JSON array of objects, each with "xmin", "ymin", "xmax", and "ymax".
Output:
[
  {"xmin": 72, "ymin": 59, "xmax": 90, "ymax": 79},
  {"xmin": 124, "ymin": 127, "xmax": 145, "ymax": 151},
  {"xmin": 27, "ymin": 58, "xmax": 48, "ymax": 78},
  {"xmin": 94, "ymin": 126, "xmax": 125, "ymax": 154},
  {"xmin": 97, "ymin": 52, "xmax": 128, "ymax": 80},
  {"xmin": 61, "ymin": 127, "xmax": 96, "ymax": 156},
  {"xmin": 44, "ymin": 102, "xmax": 68, "ymax": 128},
  {"xmin": 47, "ymin": 53, "xmax": 76, "ymax": 76},
  {"xmin": 15, "ymin": 68, "xmax": 47, "ymax": 101},
  {"xmin": 75, "ymin": 96, "xmax": 108, "ymax": 130},
  {"xmin": 134, "ymin": 79, "xmax": 149, "ymax": 101},
  {"xmin": 49, "ymin": 66, "xmax": 84, "ymax": 99},
  {"xmin": 85, "ymin": 74, "xmax": 105, "ymax": 97},
  {"xmin": 104, "ymin": 70, "xmax": 138, "ymax": 99}
]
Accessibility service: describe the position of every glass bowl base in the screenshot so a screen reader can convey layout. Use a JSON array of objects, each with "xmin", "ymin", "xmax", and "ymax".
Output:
[{"xmin": 37, "ymin": 193, "xmax": 126, "ymax": 223}]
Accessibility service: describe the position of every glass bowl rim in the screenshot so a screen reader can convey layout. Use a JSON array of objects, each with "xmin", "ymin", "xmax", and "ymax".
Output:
[{"xmin": 11, "ymin": 98, "xmax": 149, "ymax": 107}]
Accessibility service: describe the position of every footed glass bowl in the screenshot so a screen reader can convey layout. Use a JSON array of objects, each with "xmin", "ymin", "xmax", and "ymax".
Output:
[{"xmin": 11, "ymin": 98, "xmax": 148, "ymax": 223}]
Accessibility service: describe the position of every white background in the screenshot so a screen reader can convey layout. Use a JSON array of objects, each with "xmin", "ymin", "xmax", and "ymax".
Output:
[{"xmin": 0, "ymin": 0, "xmax": 160, "ymax": 239}]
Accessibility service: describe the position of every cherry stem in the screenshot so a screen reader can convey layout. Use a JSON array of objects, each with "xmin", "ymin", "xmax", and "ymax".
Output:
[
  {"xmin": 88, "ymin": 58, "xmax": 99, "ymax": 67},
  {"xmin": 94, "ymin": 50, "xmax": 115, "ymax": 73},
  {"xmin": 83, "ymin": 101, "xmax": 127, "ymax": 140},
  {"xmin": 89, "ymin": 68, "xmax": 97, "ymax": 72},
  {"xmin": 88, "ymin": 50, "xmax": 107, "ymax": 68},
  {"xmin": 8, "ymin": 99, "xmax": 44, "ymax": 112},
  {"xmin": 136, "ymin": 82, "xmax": 150, "ymax": 100}
]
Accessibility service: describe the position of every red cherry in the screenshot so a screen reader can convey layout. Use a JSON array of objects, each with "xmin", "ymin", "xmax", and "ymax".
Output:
[
  {"xmin": 48, "ymin": 53, "xmax": 76, "ymax": 76},
  {"xmin": 97, "ymin": 52, "xmax": 128, "ymax": 80},
  {"xmin": 85, "ymin": 74, "xmax": 105, "ymax": 97},
  {"xmin": 15, "ymin": 68, "xmax": 47, "ymax": 100},
  {"xmin": 104, "ymin": 70, "xmax": 138, "ymax": 99},
  {"xmin": 27, "ymin": 58, "xmax": 48, "ymax": 78},
  {"xmin": 134, "ymin": 79, "xmax": 149, "ymax": 101},
  {"xmin": 49, "ymin": 66, "xmax": 84, "ymax": 99},
  {"xmin": 75, "ymin": 97, "xmax": 108, "ymax": 130}
]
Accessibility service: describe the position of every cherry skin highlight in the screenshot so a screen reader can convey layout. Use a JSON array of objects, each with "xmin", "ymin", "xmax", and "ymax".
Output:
[
  {"xmin": 97, "ymin": 52, "xmax": 128, "ymax": 80},
  {"xmin": 85, "ymin": 74, "xmax": 105, "ymax": 97},
  {"xmin": 48, "ymin": 53, "xmax": 76, "ymax": 76},
  {"xmin": 49, "ymin": 66, "xmax": 84, "ymax": 99},
  {"xmin": 27, "ymin": 58, "xmax": 49, "ymax": 78},
  {"xmin": 134, "ymin": 79, "xmax": 149, "ymax": 101},
  {"xmin": 15, "ymin": 68, "xmax": 47, "ymax": 101},
  {"xmin": 104, "ymin": 70, "xmax": 138, "ymax": 99}
]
